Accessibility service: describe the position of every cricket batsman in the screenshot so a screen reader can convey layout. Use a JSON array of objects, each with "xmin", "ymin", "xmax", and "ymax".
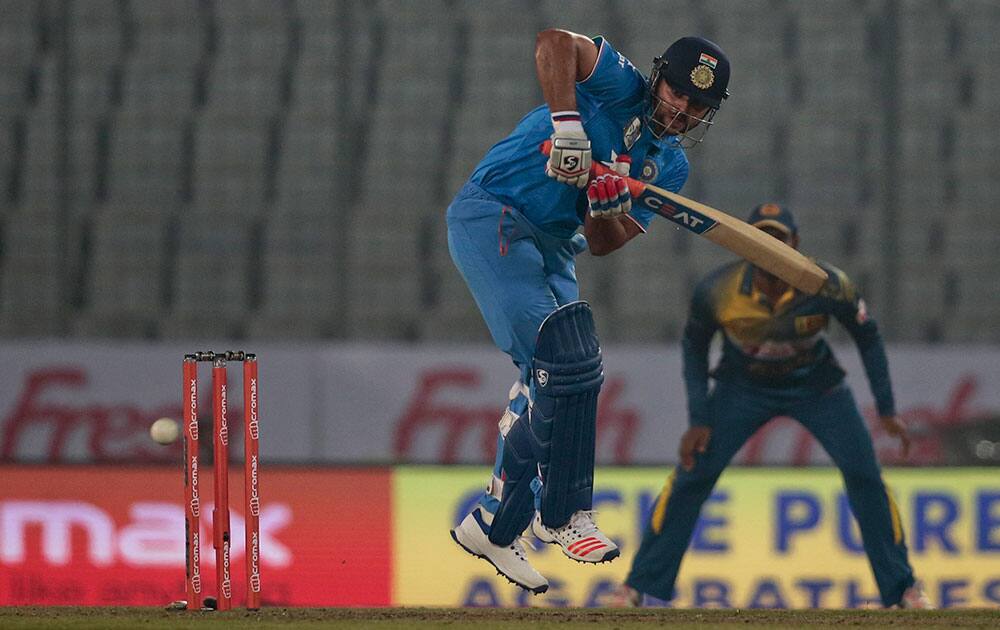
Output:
[
  {"xmin": 614, "ymin": 204, "xmax": 932, "ymax": 609},
  {"xmin": 447, "ymin": 28, "xmax": 731, "ymax": 593}
]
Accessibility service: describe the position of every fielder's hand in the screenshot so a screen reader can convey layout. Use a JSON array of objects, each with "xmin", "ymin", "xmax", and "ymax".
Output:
[
  {"xmin": 587, "ymin": 173, "xmax": 632, "ymax": 219},
  {"xmin": 679, "ymin": 426, "xmax": 712, "ymax": 471},
  {"xmin": 545, "ymin": 111, "xmax": 591, "ymax": 188},
  {"xmin": 879, "ymin": 415, "xmax": 911, "ymax": 459}
]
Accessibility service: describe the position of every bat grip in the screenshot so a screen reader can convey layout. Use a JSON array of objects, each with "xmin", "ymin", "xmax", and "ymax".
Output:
[{"xmin": 539, "ymin": 140, "xmax": 646, "ymax": 198}]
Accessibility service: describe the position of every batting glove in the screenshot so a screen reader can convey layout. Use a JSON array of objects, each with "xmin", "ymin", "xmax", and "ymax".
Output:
[
  {"xmin": 545, "ymin": 111, "xmax": 591, "ymax": 189},
  {"xmin": 587, "ymin": 173, "xmax": 632, "ymax": 219},
  {"xmin": 602, "ymin": 153, "xmax": 632, "ymax": 177}
]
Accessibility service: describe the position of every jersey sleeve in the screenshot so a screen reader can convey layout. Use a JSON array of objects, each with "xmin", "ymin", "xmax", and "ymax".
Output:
[
  {"xmin": 626, "ymin": 205, "xmax": 655, "ymax": 232},
  {"xmin": 577, "ymin": 37, "xmax": 646, "ymax": 114},
  {"xmin": 655, "ymin": 151, "xmax": 689, "ymax": 194},
  {"xmin": 682, "ymin": 275, "xmax": 720, "ymax": 426},
  {"xmin": 823, "ymin": 264, "xmax": 897, "ymax": 416}
]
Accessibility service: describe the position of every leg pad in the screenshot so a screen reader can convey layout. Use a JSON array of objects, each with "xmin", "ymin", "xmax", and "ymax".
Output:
[{"xmin": 531, "ymin": 302, "xmax": 604, "ymax": 528}]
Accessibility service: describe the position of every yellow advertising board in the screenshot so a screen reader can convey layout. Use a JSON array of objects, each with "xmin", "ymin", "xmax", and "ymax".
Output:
[{"xmin": 393, "ymin": 467, "xmax": 1000, "ymax": 608}]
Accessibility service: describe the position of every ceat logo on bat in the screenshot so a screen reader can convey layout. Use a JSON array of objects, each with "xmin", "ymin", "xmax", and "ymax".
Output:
[{"xmin": 638, "ymin": 192, "xmax": 717, "ymax": 234}]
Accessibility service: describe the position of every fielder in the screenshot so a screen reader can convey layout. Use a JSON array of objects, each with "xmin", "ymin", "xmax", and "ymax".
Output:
[
  {"xmin": 614, "ymin": 204, "xmax": 932, "ymax": 609},
  {"xmin": 447, "ymin": 29, "xmax": 731, "ymax": 593}
]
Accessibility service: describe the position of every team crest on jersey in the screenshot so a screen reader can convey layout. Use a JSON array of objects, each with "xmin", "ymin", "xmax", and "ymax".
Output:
[
  {"xmin": 640, "ymin": 158, "xmax": 658, "ymax": 182},
  {"xmin": 623, "ymin": 116, "xmax": 641, "ymax": 150}
]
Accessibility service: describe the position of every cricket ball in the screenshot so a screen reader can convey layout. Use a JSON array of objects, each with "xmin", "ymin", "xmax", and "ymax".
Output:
[{"xmin": 150, "ymin": 417, "xmax": 180, "ymax": 445}]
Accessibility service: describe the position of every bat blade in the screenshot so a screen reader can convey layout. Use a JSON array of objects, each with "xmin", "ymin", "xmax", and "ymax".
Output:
[
  {"xmin": 540, "ymin": 141, "xmax": 828, "ymax": 294},
  {"xmin": 629, "ymin": 181, "xmax": 828, "ymax": 295}
]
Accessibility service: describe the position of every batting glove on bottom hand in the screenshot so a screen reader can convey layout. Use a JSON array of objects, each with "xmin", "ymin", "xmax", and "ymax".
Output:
[{"xmin": 587, "ymin": 173, "xmax": 632, "ymax": 219}]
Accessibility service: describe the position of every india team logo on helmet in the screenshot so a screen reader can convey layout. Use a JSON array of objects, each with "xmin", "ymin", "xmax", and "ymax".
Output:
[
  {"xmin": 690, "ymin": 65, "xmax": 715, "ymax": 90},
  {"xmin": 690, "ymin": 52, "xmax": 717, "ymax": 89}
]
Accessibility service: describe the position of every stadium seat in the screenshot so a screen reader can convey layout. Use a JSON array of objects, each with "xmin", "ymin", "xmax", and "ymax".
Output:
[
  {"xmin": 19, "ymin": 104, "xmax": 59, "ymax": 207},
  {"xmin": 898, "ymin": 0, "xmax": 955, "ymax": 116},
  {"xmin": 69, "ymin": 1, "xmax": 124, "ymax": 70},
  {"xmin": 248, "ymin": 206, "xmax": 342, "ymax": 338},
  {"xmin": 261, "ymin": 205, "xmax": 341, "ymax": 313},
  {"xmin": 0, "ymin": 2, "xmax": 38, "ymax": 120},
  {"xmin": 159, "ymin": 209, "xmax": 258, "ymax": 338},
  {"xmin": 343, "ymin": 199, "xmax": 427, "ymax": 339},
  {"xmin": 612, "ymin": 224, "xmax": 705, "ymax": 342},
  {"xmin": 621, "ymin": 0, "xmax": 698, "ymax": 70},
  {"xmin": 417, "ymin": 214, "xmax": 492, "ymax": 342},
  {"xmin": 274, "ymin": 115, "xmax": 343, "ymax": 210},
  {"xmin": 119, "ymin": 66, "xmax": 200, "ymax": 117},
  {"xmin": 127, "ymin": 0, "xmax": 207, "ymax": 73},
  {"xmin": 790, "ymin": 3, "xmax": 875, "ymax": 112},
  {"xmin": 0, "ymin": 0, "xmax": 997, "ymax": 344},
  {"xmin": 204, "ymin": 70, "xmax": 285, "ymax": 119},
  {"xmin": 539, "ymin": 0, "xmax": 611, "ymax": 43},
  {"xmin": 106, "ymin": 112, "xmax": 188, "ymax": 203},
  {"xmin": 191, "ymin": 112, "xmax": 272, "ymax": 209},
  {"xmin": 0, "ymin": 206, "xmax": 64, "ymax": 335},
  {"xmin": 73, "ymin": 205, "xmax": 169, "ymax": 337}
]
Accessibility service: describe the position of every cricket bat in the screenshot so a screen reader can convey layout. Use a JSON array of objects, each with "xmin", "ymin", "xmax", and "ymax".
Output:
[{"xmin": 541, "ymin": 141, "xmax": 829, "ymax": 295}]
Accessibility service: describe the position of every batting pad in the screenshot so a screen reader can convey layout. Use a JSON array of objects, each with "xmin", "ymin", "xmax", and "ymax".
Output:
[
  {"xmin": 487, "ymin": 414, "xmax": 539, "ymax": 546},
  {"xmin": 531, "ymin": 301, "xmax": 604, "ymax": 529}
]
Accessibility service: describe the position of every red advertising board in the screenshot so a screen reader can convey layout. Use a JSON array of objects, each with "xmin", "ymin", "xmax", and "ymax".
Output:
[{"xmin": 0, "ymin": 466, "xmax": 392, "ymax": 606}]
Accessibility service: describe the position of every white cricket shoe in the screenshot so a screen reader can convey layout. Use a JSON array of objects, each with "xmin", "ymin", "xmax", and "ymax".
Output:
[
  {"xmin": 532, "ymin": 510, "xmax": 620, "ymax": 563},
  {"xmin": 898, "ymin": 583, "xmax": 934, "ymax": 609},
  {"xmin": 450, "ymin": 507, "xmax": 548, "ymax": 594}
]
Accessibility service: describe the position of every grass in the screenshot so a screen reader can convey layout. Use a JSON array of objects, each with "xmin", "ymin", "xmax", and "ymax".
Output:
[{"xmin": 0, "ymin": 607, "xmax": 998, "ymax": 629}]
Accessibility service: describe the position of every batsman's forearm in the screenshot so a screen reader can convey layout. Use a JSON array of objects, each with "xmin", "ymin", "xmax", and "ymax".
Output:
[
  {"xmin": 583, "ymin": 213, "xmax": 629, "ymax": 255},
  {"xmin": 535, "ymin": 29, "xmax": 579, "ymax": 112}
]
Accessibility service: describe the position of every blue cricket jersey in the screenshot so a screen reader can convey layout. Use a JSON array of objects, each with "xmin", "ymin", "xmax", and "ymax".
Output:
[{"xmin": 468, "ymin": 37, "xmax": 690, "ymax": 239}]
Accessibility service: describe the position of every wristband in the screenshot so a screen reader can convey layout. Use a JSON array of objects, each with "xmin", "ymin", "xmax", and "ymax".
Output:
[{"xmin": 551, "ymin": 110, "xmax": 584, "ymax": 135}]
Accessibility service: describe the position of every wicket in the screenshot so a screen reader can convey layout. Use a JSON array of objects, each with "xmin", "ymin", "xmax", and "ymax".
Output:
[{"xmin": 182, "ymin": 350, "xmax": 261, "ymax": 611}]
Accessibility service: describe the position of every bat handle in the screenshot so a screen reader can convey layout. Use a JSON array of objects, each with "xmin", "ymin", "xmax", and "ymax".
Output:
[{"xmin": 539, "ymin": 140, "xmax": 646, "ymax": 198}]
